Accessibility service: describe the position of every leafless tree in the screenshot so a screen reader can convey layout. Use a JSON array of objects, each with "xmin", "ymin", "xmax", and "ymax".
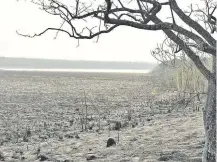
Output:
[{"xmin": 18, "ymin": 0, "xmax": 216, "ymax": 161}]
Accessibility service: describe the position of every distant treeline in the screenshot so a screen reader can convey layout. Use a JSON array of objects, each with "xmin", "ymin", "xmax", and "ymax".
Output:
[{"xmin": 0, "ymin": 57, "xmax": 156, "ymax": 70}]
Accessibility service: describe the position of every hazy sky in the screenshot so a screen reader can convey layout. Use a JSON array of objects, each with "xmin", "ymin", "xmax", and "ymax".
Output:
[{"xmin": 0, "ymin": 0, "xmax": 206, "ymax": 62}]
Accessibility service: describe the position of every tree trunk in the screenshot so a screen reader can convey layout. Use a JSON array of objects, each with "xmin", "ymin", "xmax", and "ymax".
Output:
[{"xmin": 202, "ymin": 77, "xmax": 216, "ymax": 162}]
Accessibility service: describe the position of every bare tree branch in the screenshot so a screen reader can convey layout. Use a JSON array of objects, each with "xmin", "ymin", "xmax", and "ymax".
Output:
[{"xmin": 17, "ymin": 0, "xmax": 216, "ymax": 82}]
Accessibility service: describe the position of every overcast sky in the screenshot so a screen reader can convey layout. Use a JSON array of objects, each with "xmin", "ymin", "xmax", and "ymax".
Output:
[{"xmin": 0, "ymin": 0, "xmax": 207, "ymax": 62}]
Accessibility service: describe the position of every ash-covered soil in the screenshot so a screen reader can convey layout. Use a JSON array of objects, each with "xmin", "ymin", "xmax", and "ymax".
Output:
[{"xmin": 0, "ymin": 71, "xmax": 204, "ymax": 162}]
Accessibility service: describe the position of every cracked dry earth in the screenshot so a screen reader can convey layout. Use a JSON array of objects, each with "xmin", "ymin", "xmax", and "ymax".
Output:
[{"xmin": 0, "ymin": 71, "xmax": 204, "ymax": 162}]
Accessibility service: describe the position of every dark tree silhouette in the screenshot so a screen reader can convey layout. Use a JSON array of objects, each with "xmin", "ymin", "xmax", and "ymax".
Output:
[{"xmin": 18, "ymin": 0, "xmax": 216, "ymax": 161}]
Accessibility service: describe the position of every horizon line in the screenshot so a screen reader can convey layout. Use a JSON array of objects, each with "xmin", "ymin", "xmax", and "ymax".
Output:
[
  {"xmin": 0, "ymin": 56, "xmax": 158, "ymax": 63},
  {"xmin": 0, "ymin": 68, "xmax": 151, "ymax": 74}
]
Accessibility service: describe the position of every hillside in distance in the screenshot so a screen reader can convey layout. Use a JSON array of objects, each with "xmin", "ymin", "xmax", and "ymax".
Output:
[{"xmin": 0, "ymin": 57, "xmax": 156, "ymax": 70}]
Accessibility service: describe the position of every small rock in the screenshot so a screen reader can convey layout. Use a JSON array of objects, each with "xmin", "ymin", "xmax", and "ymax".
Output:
[
  {"xmin": 147, "ymin": 118, "xmax": 152, "ymax": 121},
  {"xmin": 69, "ymin": 119, "xmax": 74, "ymax": 126},
  {"xmin": 106, "ymin": 138, "xmax": 116, "ymax": 147},
  {"xmin": 86, "ymin": 154, "xmax": 96, "ymax": 161},
  {"xmin": 75, "ymin": 134, "xmax": 80, "ymax": 139},
  {"xmin": 59, "ymin": 136, "xmax": 64, "ymax": 141},
  {"xmin": 12, "ymin": 153, "xmax": 19, "ymax": 159},
  {"xmin": 0, "ymin": 152, "xmax": 5, "ymax": 161},
  {"xmin": 64, "ymin": 160, "xmax": 74, "ymax": 162},
  {"xmin": 0, "ymin": 141, "xmax": 4, "ymax": 146},
  {"xmin": 39, "ymin": 135, "xmax": 48, "ymax": 140},
  {"xmin": 130, "ymin": 137, "xmax": 137, "ymax": 142},
  {"xmin": 158, "ymin": 155, "xmax": 170, "ymax": 161},
  {"xmin": 88, "ymin": 125, "xmax": 93, "ymax": 130},
  {"xmin": 64, "ymin": 133, "xmax": 74, "ymax": 139},
  {"xmin": 114, "ymin": 121, "xmax": 121, "ymax": 130},
  {"xmin": 21, "ymin": 156, "xmax": 26, "ymax": 160},
  {"xmin": 38, "ymin": 154, "xmax": 49, "ymax": 161}
]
